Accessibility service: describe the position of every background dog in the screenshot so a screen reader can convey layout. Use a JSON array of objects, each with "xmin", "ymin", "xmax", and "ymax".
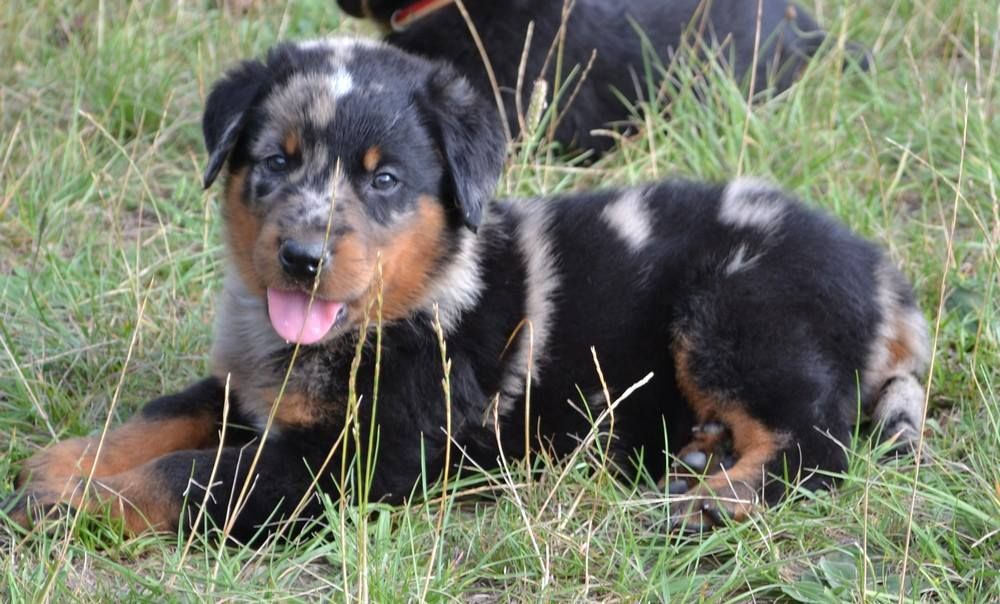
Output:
[
  {"xmin": 9, "ymin": 38, "xmax": 925, "ymax": 539},
  {"xmin": 336, "ymin": 0, "xmax": 868, "ymax": 153}
]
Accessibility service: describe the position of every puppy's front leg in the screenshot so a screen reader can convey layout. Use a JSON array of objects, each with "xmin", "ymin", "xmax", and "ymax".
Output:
[
  {"xmin": 7, "ymin": 376, "xmax": 231, "ymax": 528},
  {"xmin": 85, "ymin": 441, "xmax": 329, "ymax": 540},
  {"xmin": 12, "ymin": 433, "xmax": 331, "ymax": 540}
]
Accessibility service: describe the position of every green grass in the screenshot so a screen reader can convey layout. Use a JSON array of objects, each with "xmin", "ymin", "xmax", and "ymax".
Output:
[{"xmin": 1, "ymin": 0, "xmax": 998, "ymax": 601}]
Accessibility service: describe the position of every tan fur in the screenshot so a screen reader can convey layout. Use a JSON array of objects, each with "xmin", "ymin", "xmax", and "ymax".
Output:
[
  {"xmin": 696, "ymin": 407, "xmax": 782, "ymax": 520},
  {"xmin": 13, "ymin": 415, "xmax": 214, "ymax": 534},
  {"xmin": 260, "ymin": 390, "xmax": 331, "ymax": 428},
  {"xmin": 363, "ymin": 146, "xmax": 381, "ymax": 172},
  {"xmin": 17, "ymin": 415, "xmax": 217, "ymax": 488},
  {"xmin": 283, "ymin": 130, "xmax": 301, "ymax": 156},
  {"xmin": 95, "ymin": 466, "xmax": 181, "ymax": 533},
  {"xmin": 23, "ymin": 465, "xmax": 182, "ymax": 535},
  {"xmin": 865, "ymin": 263, "xmax": 930, "ymax": 397},
  {"xmin": 223, "ymin": 168, "xmax": 265, "ymax": 295},
  {"xmin": 378, "ymin": 196, "xmax": 446, "ymax": 320},
  {"xmin": 671, "ymin": 337, "xmax": 787, "ymax": 521},
  {"xmin": 887, "ymin": 312, "xmax": 926, "ymax": 371},
  {"xmin": 671, "ymin": 338, "xmax": 717, "ymax": 421}
]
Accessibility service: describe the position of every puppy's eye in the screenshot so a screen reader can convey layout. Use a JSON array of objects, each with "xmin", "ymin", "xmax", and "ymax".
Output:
[
  {"xmin": 372, "ymin": 172, "xmax": 398, "ymax": 191},
  {"xmin": 264, "ymin": 154, "xmax": 289, "ymax": 173}
]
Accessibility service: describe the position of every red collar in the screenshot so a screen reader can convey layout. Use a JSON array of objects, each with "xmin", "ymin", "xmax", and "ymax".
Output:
[{"xmin": 390, "ymin": 0, "xmax": 456, "ymax": 32}]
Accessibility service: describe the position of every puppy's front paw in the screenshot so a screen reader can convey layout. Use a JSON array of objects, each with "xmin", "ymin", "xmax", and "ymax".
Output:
[
  {"xmin": 7, "ymin": 440, "xmax": 95, "ymax": 529},
  {"xmin": 15, "ymin": 438, "xmax": 96, "ymax": 489},
  {"xmin": 660, "ymin": 420, "xmax": 737, "ymax": 496},
  {"xmin": 3, "ymin": 483, "xmax": 81, "ymax": 530},
  {"xmin": 667, "ymin": 481, "xmax": 758, "ymax": 533}
]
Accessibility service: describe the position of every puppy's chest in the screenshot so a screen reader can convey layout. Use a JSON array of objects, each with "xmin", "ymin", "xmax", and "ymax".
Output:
[{"xmin": 233, "ymin": 347, "xmax": 358, "ymax": 433}]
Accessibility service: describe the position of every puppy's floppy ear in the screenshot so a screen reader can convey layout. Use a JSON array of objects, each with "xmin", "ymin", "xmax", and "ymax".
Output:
[
  {"xmin": 419, "ymin": 63, "xmax": 506, "ymax": 231},
  {"xmin": 202, "ymin": 59, "xmax": 269, "ymax": 189}
]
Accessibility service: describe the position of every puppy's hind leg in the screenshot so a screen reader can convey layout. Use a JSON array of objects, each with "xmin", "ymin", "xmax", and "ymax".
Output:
[{"xmin": 664, "ymin": 287, "xmax": 856, "ymax": 532}]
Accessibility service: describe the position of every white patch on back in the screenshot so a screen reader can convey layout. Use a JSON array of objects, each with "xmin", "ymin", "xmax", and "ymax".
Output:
[
  {"xmin": 330, "ymin": 68, "xmax": 354, "ymax": 99},
  {"xmin": 495, "ymin": 199, "xmax": 561, "ymax": 415},
  {"xmin": 421, "ymin": 228, "xmax": 485, "ymax": 332},
  {"xmin": 723, "ymin": 243, "xmax": 761, "ymax": 275},
  {"xmin": 601, "ymin": 188, "xmax": 653, "ymax": 253},
  {"xmin": 719, "ymin": 177, "xmax": 786, "ymax": 233}
]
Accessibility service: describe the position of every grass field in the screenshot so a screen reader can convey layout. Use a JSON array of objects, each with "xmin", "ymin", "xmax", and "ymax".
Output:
[{"xmin": 1, "ymin": 0, "xmax": 998, "ymax": 601}]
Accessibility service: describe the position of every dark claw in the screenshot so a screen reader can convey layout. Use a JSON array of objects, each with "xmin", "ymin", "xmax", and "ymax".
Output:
[
  {"xmin": 667, "ymin": 514, "xmax": 681, "ymax": 531},
  {"xmin": 701, "ymin": 502, "xmax": 729, "ymax": 526},
  {"xmin": 680, "ymin": 450, "xmax": 708, "ymax": 472},
  {"xmin": 669, "ymin": 509, "xmax": 710, "ymax": 534},
  {"xmin": 667, "ymin": 479, "xmax": 689, "ymax": 495},
  {"xmin": 721, "ymin": 455, "xmax": 736, "ymax": 469}
]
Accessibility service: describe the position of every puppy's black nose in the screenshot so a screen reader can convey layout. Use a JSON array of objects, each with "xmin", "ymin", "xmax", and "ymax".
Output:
[{"xmin": 278, "ymin": 239, "xmax": 328, "ymax": 281}]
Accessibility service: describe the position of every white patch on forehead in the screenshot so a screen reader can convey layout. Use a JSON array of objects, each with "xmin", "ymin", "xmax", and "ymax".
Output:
[
  {"xmin": 298, "ymin": 37, "xmax": 382, "ymax": 51},
  {"xmin": 297, "ymin": 39, "xmax": 338, "ymax": 52},
  {"xmin": 253, "ymin": 71, "xmax": 341, "ymax": 158},
  {"xmin": 601, "ymin": 188, "xmax": 652, "ymax": 253},
  {"xmin": 719, "ymin": 177, "xmax": 786, "ymax": 233},
  {"xmin": 330, "ymin": 68, "xmax": 354, "ymax": 99},
  {"xmin": 296, "ymin": 38, "xmax": 386, "ymax": 73}
]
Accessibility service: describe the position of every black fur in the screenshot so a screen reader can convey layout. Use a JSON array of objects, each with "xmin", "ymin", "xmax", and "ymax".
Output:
[
  {"xmin": 202, "ymin": 59, "xmax": 271, "ymax": 188},
  {"xmin": 417, "ymin": 62, "xmax": 507, "ymax": 229},
  {"xmin": 338, "ymin": 0, "xmax": 868, "ymax": 154}
]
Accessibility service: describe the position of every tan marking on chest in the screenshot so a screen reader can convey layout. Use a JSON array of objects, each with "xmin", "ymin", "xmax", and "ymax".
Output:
[{"xmin": 252, "ymin": 388, "xmax": 337, "ymax": 429}]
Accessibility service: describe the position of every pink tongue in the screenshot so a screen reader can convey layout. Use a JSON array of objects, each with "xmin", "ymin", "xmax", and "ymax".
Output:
[{"xmin": 266, "ymin": 288, "xmax": 343, "ymax": 345}]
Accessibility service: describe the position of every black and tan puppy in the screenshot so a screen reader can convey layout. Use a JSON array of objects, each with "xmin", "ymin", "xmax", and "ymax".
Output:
[
  {"xmin": 9, "ymin": 39, "xmax": 925, "ymax": 540},
  {"xmin": 337, "ymin": 0, "xmax": 866, "ymax": 153}
]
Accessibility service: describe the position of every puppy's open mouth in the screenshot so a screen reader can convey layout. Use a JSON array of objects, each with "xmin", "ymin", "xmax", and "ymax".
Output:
[{"xmin": 266, "ymin": 288, "xmax": 348, "ymax": 345}]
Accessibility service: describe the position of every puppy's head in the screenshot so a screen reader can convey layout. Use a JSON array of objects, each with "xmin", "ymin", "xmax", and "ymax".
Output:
[{"xmin": 202, "ymin": 38, "xmax": 505, "ymax": 345}]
